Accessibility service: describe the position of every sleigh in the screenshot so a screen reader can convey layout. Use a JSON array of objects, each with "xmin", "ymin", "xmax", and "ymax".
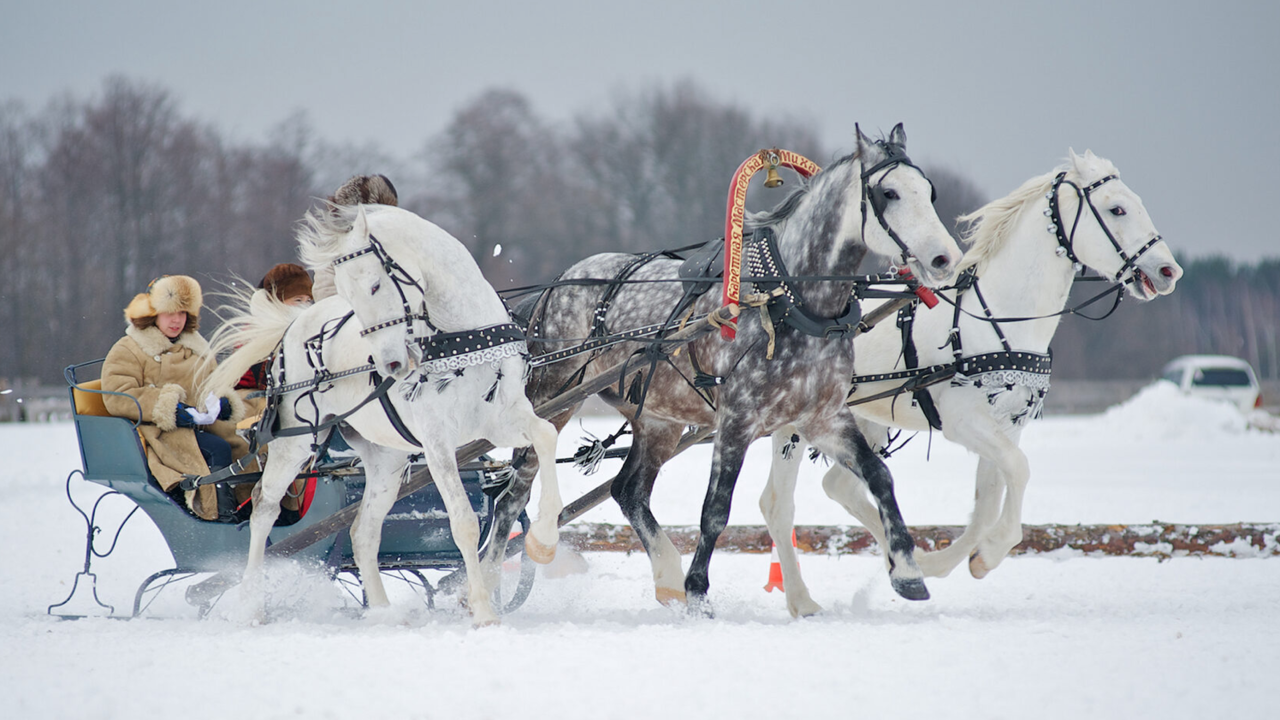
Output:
[{"xmin": 49, "ymin": 359, "xmax": 537, "ymax": 618}]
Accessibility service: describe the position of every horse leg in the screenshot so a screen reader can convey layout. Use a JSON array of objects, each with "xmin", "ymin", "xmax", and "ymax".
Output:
[
  {"xmin": 344, "ymin": 442, "xmax": 409, "ymax": 609},
  {"xmin": 969, "ymin": 440, "xmax": 1030, "ymax": 578},
  {"xmin": 913, "ymin": 456, "xmax": 1003, "ymax": 577},
  {"xmin": 240, "ymin": 437, "xmax": 311, "ymax": 622},
  {"xmin": 522, "ymin": 415, "xmax": 564, "ymax": 565},
  {"xmin": 479, "ymin": 409, "xmax": 575, "ymax": 592},
  {"xmin": 817, "ymin": 416, "xmax": 891, "ymax": 548},
  {"xmin": 933, "ymin": 404, "xmax": 1027, "ymax": 579},
  {"xmin": 608, "ymin": 417, "xmax": 685, "ymax": 606},
  {"xmin": 420, "ymin": 440, "xmax": 498, "ymax": 627},
  {"xmin": 804, "ymin": 413, "xmax": 929, "ymax": 601},
  {"xmin": 484, "ymin": 403, "xmax": 564, "ymax": 566},
  {"xmin": 684, "ymin": 418, "xmax": 753, "ymax": 617},
  {"xmin": 761, "ymin": 428, "xmax": 823, "ymax": 618}
]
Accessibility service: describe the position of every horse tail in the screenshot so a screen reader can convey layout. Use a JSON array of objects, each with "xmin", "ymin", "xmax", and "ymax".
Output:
[{"xmin": 199, "ymin": 286, "xmax": 304, "ymax": 399}]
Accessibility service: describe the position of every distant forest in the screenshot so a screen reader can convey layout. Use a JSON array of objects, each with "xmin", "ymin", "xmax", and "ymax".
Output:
[{"xmin": 1, "ymin": 76, "xmax": 1276, "ymax": 384}]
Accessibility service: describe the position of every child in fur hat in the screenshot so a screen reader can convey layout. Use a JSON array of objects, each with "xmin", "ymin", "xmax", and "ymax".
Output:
[
  {"xmin": 102, "ymin": 275, "xmax": 251, "ymax": 522},
  {"xmin": 310, "ymin": 174, "xmax": 398, "ymax": 302}
]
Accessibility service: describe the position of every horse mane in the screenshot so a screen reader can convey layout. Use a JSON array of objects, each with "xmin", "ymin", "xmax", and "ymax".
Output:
[
  {"xmin": 296, "ymin": 203, "xmax": 363, "ymax": 273},
  {"xmin": 745, "ymin": 149, "xmax": 862, "ymax": 231},
  {"xmin": 198, "ymin": 284, "xmax": 306, "ymax": 399}
]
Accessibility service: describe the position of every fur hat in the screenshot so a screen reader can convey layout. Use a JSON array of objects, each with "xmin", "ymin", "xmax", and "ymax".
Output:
[
  {"xmin": 124, "ymin": 275, "xmax": 203, "ymax": 327},
  {"xmin": 258, "ymin": 263, "xmax": 313, "ymax": 303},
  {"xmin": 329, "ymin": 174, "xmax": 399, "ymax": 207}
]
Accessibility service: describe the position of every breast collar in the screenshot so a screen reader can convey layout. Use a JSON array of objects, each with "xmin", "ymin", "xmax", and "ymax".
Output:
[{"xmin": 743, "ymin": 226, "xmax": 862, "ymax": 340}]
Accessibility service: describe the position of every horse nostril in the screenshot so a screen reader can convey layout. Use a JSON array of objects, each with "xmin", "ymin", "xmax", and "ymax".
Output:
[
  {"xmin": 388, "ymin": 361, "xmax": 402, "ymax": 373},
  {"xmin": 1160, "ymin": 266, "xmax": 1175, "ymax": 278},
  {"xmin": 931, "ymin": 255, "xmax": 951, "ymax": 270}
]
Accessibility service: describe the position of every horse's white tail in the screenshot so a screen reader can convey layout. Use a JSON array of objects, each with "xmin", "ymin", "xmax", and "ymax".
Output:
[{"xmin": 199, "ymin": 288, "xmax": 304, "ymax": 399}]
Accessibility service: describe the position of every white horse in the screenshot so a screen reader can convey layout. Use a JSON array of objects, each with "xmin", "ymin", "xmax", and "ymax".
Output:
[
  {"xmin": 204, "ymin": 204, "xmax": 562, "ymax": 627},
  {"xmin": 762, "ymin": 150, "xmax": 1183, "ymax": 617}
]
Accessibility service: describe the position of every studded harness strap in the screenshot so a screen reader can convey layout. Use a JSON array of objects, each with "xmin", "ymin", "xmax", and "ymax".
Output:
[
  {"xmin": 1046, "ymin": 172, "xmax": 1163, "ymax": 284},
  {"xmin": 743, "ymin": 227, "xmax": 863, "ymax": 342},
  {"xmin": 850, "ymin": 268, "xmax": 1052, "ymax": 428}
]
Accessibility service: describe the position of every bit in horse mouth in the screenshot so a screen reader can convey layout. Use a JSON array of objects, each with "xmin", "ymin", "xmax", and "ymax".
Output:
[{"xmin": 1136, "ymin": 269, "xmax": 1157, "ymax": 297}]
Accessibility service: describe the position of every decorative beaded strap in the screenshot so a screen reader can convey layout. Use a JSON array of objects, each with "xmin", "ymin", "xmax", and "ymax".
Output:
[
  {"xmin": 952, "ymin": 350, "xmax": 1053, "ymax": 425},
  {"xmin": 415, "ymin": 323, "xmax": 528, "ymax": 375}
]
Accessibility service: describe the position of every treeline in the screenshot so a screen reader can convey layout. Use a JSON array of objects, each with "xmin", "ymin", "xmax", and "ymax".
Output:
[
  {"xmin": 1052, "ymin": 258, "xmax": 1280, "ymax": 381},
  {"xmin": 0, "ymin": 76, "xmax": 1275, "ymax": 385}
]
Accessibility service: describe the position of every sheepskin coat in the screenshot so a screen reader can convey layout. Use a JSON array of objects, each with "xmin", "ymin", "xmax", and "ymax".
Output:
[{"xmin": 102, "ymin": 324, "xmax": 248, "ymax": 520}]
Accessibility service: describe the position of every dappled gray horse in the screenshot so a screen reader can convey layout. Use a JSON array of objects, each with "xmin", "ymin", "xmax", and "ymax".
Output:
[{"xmin": 491, "ymin": 124, "xmax": 962, "ymax": 614}]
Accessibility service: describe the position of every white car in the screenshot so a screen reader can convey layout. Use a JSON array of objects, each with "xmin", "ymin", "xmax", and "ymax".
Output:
[{"xmin": 1160, "ymin": 355, "xmax": 1262, "ymax": 412}]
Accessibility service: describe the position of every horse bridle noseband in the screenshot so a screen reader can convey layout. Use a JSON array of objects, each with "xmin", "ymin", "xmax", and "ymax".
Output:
[
  {"xmin": 332, "ymin": 233, "xmax": 435, "ymax": 342},
  {"xmin": 860, "ymin": 141, "xmax": 937, "ymax": 266},
  {"xmin": 1046, "ymin": 172, "xmax": 1163, "ymax": 284}
]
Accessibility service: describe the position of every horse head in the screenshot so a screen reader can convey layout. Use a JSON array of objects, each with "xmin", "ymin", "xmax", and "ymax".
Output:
[
  {"xmin": 316, "ymin": 205, "xmax": 421, "ymax": 381},
  {"xmin": 853, "ymin": 123, "xmax": 962, "ymax": 288},
  {"xmin": 1056, "ymin": 149, "xmax": 1182, "ymax": 300}
]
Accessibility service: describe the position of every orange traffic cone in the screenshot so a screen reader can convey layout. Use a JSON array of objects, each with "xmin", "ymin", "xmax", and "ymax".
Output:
[{"xmin": 764, "ymin": 529, "xmax": 798, "ymax": 593}]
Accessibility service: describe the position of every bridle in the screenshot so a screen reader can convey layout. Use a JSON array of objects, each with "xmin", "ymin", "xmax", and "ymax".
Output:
[
  {"xmin": 1046, "ymin": 172, "xmax": 1163, "ymax": 285},
  {"xmin": 860, "ymin": 140, "xmax": 937, "ymax": 268},
  {"xmin": 332, "ymin": 233, "xmax": 435, "ymax": 344}
]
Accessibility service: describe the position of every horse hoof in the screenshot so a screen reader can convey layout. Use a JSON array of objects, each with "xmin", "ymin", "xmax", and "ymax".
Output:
[
  {"xmin": 891, "ymin": 576, "xmax": 931, "ymax": 601},
  {"xmin": 686, "ymin": 594, "xmax": 715, "ymax": 619},
  {"xmin": 969, "ymin": 552, "xmax": 991, "ymax": 579},
  {"xmin": 472, "ymin": 614, "xmax": 501, "ymax": 629},
  {"xmin": 655, "ymin": 587, "xmax": 687, "ymax": 607},
  {"xmin": 789, "ymin": 598, "xmax": 824, "ymax": 619},
  {"xmin": 524, "ymin": 534, "xmax": 557, "ymax": 565}
]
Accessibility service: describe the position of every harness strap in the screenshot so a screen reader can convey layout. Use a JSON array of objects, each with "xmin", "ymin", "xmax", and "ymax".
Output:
[
  {"xmin": 744, "ymin": 227, "xmax": 863, "ymax": 345},
  {"xmin": 897, "ymin": 302, "xmax": 943, "ymax": 430},
  {"xmin": 370, "ymin": 369, "xmax": 422, "ymax": 447}
]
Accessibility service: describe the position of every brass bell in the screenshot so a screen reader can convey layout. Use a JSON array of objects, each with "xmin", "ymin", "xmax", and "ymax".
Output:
[{"xmin": 764, "ymin": 165, "xmax": 784, "ymax": 188}]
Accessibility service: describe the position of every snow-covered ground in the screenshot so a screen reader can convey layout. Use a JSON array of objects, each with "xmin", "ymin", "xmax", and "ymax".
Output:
[{"xmin": 3, "ymin": 383, "xmax": 1278, "ymax": 719}]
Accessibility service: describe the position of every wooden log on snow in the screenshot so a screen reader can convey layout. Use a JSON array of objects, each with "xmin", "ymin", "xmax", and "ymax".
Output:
[{"xmin": 555, "ymin": 522, "xmax": 1280, "ymax": 558}]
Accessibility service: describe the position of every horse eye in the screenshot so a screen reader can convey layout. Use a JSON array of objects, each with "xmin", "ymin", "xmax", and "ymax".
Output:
[
  {"xmin": 883, "ymin": 189, "xmax": 899, "ymax": 200},
  {"xmin": 1109, "ymin": 206, "xmax": 1126, "ymax": 216},
  {"xmin": 371, "ymin": 281, "xmax": 381, "ymax": 295}
]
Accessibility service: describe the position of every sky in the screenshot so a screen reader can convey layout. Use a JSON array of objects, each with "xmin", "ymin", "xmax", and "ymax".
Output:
[{"xmin": 2, "ymin": 0, "xmax": 1277, "ymax": 261}]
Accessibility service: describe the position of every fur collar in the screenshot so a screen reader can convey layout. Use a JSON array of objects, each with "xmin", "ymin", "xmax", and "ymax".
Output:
[{"xmin": 125, "ymin": 324, "xmax": 212, "ymax": 358}]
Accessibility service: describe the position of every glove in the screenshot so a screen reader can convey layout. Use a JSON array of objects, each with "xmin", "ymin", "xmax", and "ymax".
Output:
[
  {"xmin": 182, "ymin": 393, "xmax": 221, "ymax": 426},
  {"xmin": 175, "ymin": 403, "xmax": 199, "ymax": 428},
  {"xmin": 217, "ymin": 396, "xmax": 232, "ymax": 421}
]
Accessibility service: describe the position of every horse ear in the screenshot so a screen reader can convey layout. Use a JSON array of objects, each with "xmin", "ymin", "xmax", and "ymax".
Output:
[
  {"xmin": 855, "ymin": 123, "xmax": 868, "ymax": 154},
  {"xmin": 1068, "ymin": 147, "xmax": 1085, "ymax": 172},
  {"xmin": 352, "ymin": 203, "xmax": 369, "ymax": 239},
  {"xmin": 888, "ymin": 122, "xmax": 907, "ymax": 148}
]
